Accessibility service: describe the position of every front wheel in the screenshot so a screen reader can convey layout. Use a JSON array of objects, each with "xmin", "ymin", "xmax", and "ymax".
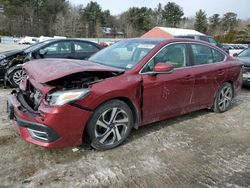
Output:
[
  {"xmin": 8, "ymin": 67, "xmax": 26, "ymax": 87},
  {"xmin": 213, "ymin": 82, "xmax": 233, "ymax": 113},
  {"xmin": 86, "ymin": 100, "xmax": 133, "ymax": 150}
]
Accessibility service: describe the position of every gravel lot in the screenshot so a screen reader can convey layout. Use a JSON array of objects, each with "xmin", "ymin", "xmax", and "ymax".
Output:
[{"xmin": 0, "ymin": 44, "xmax": 250, "ymax": 187}]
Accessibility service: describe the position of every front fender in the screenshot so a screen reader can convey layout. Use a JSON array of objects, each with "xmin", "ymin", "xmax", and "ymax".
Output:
[{"xmin": 5, "ymin": 64, "xmax": 23, "ymax": 78}]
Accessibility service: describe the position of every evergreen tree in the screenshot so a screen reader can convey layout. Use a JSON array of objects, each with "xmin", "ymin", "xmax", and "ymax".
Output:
[{"xmin": 194, "ymin": 10, "xmax": 208, "ymax": 33}]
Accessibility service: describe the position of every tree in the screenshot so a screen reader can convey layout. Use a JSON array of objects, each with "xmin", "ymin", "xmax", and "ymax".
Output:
[
  {"xmin": 152, "ymin": 3, "xmax": 163, "ymax": 26},
  {"xmin": 209, "ymin": 14, "xmax": 220, "ymax": 35},
  {"xmin": 1, "ymin": 0, "xmax": 68, "ymax": 36},
  {"xmin": 221, "ymin": 12, "xmax": 238, "ymax": 32},
  {"xmin": 81, "ymin": 1, "xmax": 103, "ymax": 38},
  {"xmin": 162, "ymin": 2, "xmax": 184, "ymax": 27},
  {"xmin": 126, "ymin": 7, "xmax": 153, "ymax": 37},
  {"xmin": 194, "ymin": 10, "xmax": 208, "ymax": 33}
]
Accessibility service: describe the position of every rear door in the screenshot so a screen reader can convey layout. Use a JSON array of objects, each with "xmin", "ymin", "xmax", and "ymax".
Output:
[
  {"xmin": 188, "ymin": 43, "xmax": 227, "ymax": 108},
  {"xmin": 141, "ymin": 43, "xmax": 195, "ymax": 125}
]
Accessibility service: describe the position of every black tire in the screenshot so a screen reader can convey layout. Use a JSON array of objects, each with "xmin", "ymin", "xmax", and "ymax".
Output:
[
  {"xmin": 8, "ymin": 67, "xmax": 25, "ymax": 87},
  {"xmin": 213, "ymin": 82, "xmax": 233, "ymax": 113},
  {"xmin": 86, "ymin": 100, "xmax": 133, "ymax": 150}
]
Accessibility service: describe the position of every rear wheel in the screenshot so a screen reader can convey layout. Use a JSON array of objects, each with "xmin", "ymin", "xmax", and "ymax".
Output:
[
  {"xmin": 213, "ymin": 82, "xmax": 233, "ymax": 113},
  {"xmin": 86, "ymin": 100, "xmax": 133, "ymax": 150}
]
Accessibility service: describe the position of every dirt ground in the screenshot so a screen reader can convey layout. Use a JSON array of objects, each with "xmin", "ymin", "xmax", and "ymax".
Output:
[{"xmin": 0, "ymin": 45, "xmax": 250, "ymax": 188}]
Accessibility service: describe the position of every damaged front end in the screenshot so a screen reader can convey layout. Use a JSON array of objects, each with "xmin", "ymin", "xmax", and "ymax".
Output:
[
  {"xmin": 7, "ymin": 59, "xmax": 124, "ymax": 148},
  {"xmin": 45, "ymin": 71, "xmax": 117, "ymax": 106}
]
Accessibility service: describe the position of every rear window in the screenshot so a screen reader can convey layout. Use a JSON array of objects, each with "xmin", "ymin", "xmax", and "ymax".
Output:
[
  {"xmin": 176, "ymin": 36, "xmax": 195, "ymax": 39},
  {"xmin": 199, "ymin": 36, "xmax": 209, "ymax": 42},
  {"xmin": 191, "ymin": 44, "xmax": 225, "ymax": 65}
]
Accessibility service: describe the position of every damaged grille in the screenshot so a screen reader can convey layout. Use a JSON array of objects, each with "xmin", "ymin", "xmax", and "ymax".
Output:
[{"xmin": 22, "ymin": 82, "xmax": 43, "ymax": 111}]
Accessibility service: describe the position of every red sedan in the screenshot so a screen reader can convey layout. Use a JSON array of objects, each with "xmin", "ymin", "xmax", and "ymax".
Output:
[{"xmin": 7, "ymin": 38, "xmax": 242, "ymax": 150}]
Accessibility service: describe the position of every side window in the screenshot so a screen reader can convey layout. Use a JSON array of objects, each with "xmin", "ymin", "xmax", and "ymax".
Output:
[
  {"xmin": 191, "ymin": 44, "xmax": 213, "ymax": 65},
  {"xmin": 212, "ymin": 49, "xmax": 225, "ymax": 62},
  {"xmin": 199, "ymin": 36, "xmax": 209, "ymax": 42},
  {"xmin": 208, "ymin": 37, "xmax": 218, "ymax": 46},
  {"xmin": 43, "ymin": 41, "xmax": 71, "ymax": 55},
  {"xmin": 142, "ymin": 43, "xmax": 187, "ymax": 72},
  {"xmin": 74, "ymin": 42, "xmax": 99, "ymax": 53}
]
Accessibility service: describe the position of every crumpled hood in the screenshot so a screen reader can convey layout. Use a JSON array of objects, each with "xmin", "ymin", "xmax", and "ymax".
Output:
[{"xmin": 23, "ymin": 58, "xmax": 124, "ymax": 83}]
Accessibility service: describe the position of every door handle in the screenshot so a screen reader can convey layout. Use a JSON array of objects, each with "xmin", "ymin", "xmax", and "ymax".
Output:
[
  {"xmin": 217, "ymin": 69, "xmax": 225, "ymax": 75},
  {"xmin": 184, "ymin": 75, "xmax": 193, "ymax": 81}
]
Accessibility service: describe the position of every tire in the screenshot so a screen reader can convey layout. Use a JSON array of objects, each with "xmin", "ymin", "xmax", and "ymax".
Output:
[
  {"xmin": 86, "ymin": 100, "xmax": 133, "ymax": 150},
  {"xmin": 8, "ymin": 67, "xmax": 26, "ymax": 87},
  {"xmin": 213, "ymin": 82, "xmax": 233, "ymax": 113}
]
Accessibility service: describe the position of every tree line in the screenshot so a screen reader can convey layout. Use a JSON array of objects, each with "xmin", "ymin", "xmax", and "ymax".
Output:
[{"xmin": 0, "ymin": 0, "xmax": 249, "ymax": 43}]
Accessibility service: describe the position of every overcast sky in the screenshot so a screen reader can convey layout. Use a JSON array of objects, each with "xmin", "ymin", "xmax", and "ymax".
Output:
[{"xmin": 69, "ymin": 0, "xmax": 250, "ymax": 19}]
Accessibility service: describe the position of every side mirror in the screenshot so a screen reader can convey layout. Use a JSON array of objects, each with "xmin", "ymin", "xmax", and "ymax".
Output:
[
  {"xmin": 233, "ymin": 53, "xmax": 238, "ymax": 57},
  {"xmin": 153, "ymin": 63, "xmax": 174, "ymax": 73},
  {"xmin": 39, "ymin": 49, "xmax": 47, "ymax": 57}
]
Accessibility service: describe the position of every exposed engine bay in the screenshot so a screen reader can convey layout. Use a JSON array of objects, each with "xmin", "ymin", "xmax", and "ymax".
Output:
[
  {"xmin": 45, "ymin": 71, "xmax": 120, "ymax": 89},
  {"xmin": 21, "ymin": 71, "xmax": 121, "ymax": 110}
]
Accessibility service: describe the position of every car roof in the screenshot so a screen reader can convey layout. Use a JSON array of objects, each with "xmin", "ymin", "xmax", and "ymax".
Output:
[
  {"xmin": 39, "ymin": 38, "xmax": 102, "ymax": 48},
  {"xmin": 125, "ymin": 37, "xmax": 228, "ymax": 55}
]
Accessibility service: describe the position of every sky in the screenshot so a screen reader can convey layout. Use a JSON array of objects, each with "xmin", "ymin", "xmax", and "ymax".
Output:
[{"xmin": 69, "ymin": 0, "xmax": 250, "ymax": 19}]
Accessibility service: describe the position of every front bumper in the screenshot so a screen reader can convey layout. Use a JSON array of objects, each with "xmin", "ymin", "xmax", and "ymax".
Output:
[{"xmin": 7, "ymin": 91, "xmax": 93, "ymax": 148}]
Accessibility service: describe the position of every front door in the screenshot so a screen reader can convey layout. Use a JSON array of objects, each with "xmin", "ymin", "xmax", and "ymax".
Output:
[{"xmin": 141, "ymin": 43, "xmax": 195, "ymax": 125}]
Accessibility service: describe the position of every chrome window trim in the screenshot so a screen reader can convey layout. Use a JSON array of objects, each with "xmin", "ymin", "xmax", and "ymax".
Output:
[{"xmin": 139, "ymin": 41, "xmax": 227, "ymax": 75}]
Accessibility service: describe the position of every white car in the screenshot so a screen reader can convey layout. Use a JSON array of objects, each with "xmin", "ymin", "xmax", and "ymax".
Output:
[{"xmin": 18, "ymin": 36, "xmax": 38, "ymax": 45}]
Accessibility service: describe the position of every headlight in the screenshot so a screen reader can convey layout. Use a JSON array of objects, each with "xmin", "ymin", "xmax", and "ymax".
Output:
[
  {"xmin": 0, "ymin": 59, "xmax": 9, "ymax": 66},
  {"xmin": 46, "ymin": 89, "xmax": 89, "ymax": 106}
]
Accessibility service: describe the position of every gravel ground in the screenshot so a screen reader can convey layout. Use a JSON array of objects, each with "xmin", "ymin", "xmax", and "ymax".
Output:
[
  {"xmin": 0, "ymin": 87, "xmax": 250, "ymax": 188},
  {"xmin": 0, "ymin": 44, "xmax": 250, "ymax": 187}
]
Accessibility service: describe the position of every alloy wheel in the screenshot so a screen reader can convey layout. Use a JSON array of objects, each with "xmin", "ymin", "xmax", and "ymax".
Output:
[
  {"xmin": 94, "ymin": 107, "xmax": 129, "ymax": 146},
  {"xmin": 217, "ymin": 85, "xmax": 233, "ymax": 111},
  {"xmin": 12, "ymin": 69, "xmax": 26, "ymax": 85}
]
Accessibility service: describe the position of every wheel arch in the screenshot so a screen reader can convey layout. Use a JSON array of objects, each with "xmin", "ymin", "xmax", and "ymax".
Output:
[
  {"xmin": 6, "ymin": 64, "xmax": 23, "ymax": 77},
  {"xmin": 224, "ymin": 80, "xmax": 235, "ymax": 97},
  {"xmin": 82, "ymin": 96, "xmax": 141, "ymax": 145},
  {"xmin": 212, "ymin": 81, "xmax": 234, "ymax": 113}
]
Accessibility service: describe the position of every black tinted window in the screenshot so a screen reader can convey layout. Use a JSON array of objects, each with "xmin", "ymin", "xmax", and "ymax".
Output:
[{"xmin": 199, "ymin": 36, "xmax": 209, "ymax": 42}]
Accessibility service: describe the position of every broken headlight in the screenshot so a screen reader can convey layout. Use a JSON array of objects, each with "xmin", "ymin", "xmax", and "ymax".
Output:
[{"xmin": 46, "ymin": 89, "xmax": 89, "ymax": 106}]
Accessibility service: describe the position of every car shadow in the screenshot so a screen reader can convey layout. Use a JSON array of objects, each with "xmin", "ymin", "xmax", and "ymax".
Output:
[
  {"xmin": 128, "ymin": 109, "xmax": 210, "ymax": 143},
  {"xmin": 127, "ymin": 97, "xmax": 242, "ymax": 144}
]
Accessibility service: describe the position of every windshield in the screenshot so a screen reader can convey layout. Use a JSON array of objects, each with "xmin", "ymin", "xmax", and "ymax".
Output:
[
  {"xmin": 88, "ymin": 39, "xmax": 160, "ymax": 70},
  {"xmin": 238, "ymin": 48, "xmax": 250, "ymax": 57},
  {"xmin": 24, "ymin": 40, "xmax": 54, "ymax": 53}
]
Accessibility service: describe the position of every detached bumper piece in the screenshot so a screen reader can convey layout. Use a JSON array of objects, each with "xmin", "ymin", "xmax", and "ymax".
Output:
[{"xmin": 15, "ymin": 117, "xmax": 60, "ymax": 143}]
